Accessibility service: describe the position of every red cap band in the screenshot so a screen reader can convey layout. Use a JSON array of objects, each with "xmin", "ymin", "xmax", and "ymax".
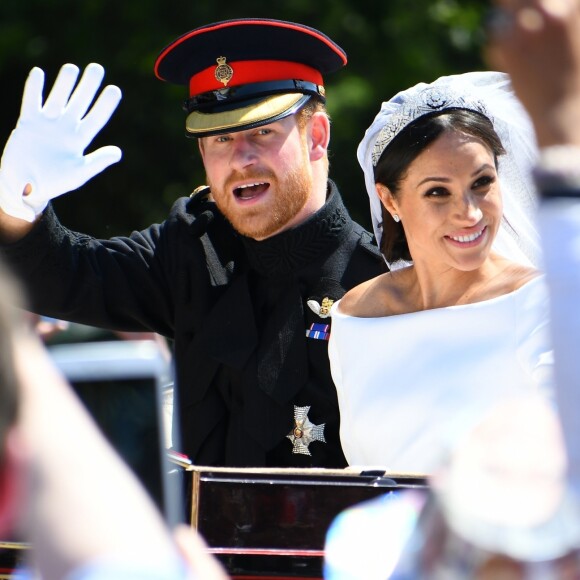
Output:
[{"xmin": 189, "ymin": 60, "xmax": 323, "ymax": 97}]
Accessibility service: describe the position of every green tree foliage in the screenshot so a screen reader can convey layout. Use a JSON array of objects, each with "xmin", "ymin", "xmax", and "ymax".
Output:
[{"xmin": 0, "ymin": 0, "xmax": 488, "ymax": 236}]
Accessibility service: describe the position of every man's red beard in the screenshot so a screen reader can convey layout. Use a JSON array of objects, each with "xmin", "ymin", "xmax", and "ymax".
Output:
[{"xmin": 208, "ymin": 162, "xmax": 313, "ymax": 240}]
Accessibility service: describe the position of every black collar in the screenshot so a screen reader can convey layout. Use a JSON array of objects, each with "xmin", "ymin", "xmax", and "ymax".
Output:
[{"xmin": 241, "ymin": 181, "xmax": 352, "ymax": 277}]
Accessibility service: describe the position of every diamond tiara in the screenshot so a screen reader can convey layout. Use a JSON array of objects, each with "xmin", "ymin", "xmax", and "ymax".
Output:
[{"xmin": 371, "ymin": 86, "xmax": 490, "ymax": 166}]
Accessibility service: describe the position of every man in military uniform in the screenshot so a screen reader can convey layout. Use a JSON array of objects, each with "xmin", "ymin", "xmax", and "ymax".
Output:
[{"xmin": 0, "ymin": 19, "xmax": 386, "ymax": 467}]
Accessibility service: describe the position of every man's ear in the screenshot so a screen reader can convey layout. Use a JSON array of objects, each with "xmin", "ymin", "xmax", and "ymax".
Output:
[
  {"xmin": 376, "ymin": 183, "xmax": 398, "ymax": 218},
  {"xmin": 0, "ymin": 428, "xmax": 28, "ymax": 537},
  {"xmin": 308, "ymin": 112, "xmax": 330, "ymax": 162}
]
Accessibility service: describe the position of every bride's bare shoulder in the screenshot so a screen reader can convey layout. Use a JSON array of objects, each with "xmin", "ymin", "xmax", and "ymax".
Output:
[
  {"xmin": 505, "ymin": 263, "xmax": 542, "ymax": 292},
  {"xmin": 337, "ymin": 268, "xmax": 410, "ymax": 318}
]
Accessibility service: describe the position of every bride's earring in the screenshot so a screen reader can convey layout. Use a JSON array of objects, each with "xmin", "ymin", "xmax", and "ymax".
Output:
[{"xmin": 393, "ymin": 214, "xmax": 400, "ymax": 223}]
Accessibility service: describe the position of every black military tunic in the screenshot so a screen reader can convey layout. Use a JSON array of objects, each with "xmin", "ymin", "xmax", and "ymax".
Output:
[{"xmin": 1, "ymin": 181, "xmax": 386, "ymax": 467}]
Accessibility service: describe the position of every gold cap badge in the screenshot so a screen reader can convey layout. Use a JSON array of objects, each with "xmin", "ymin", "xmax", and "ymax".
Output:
[{"xmin": 214, "ymin": 56, "xmax": 234, "ymax": 87}]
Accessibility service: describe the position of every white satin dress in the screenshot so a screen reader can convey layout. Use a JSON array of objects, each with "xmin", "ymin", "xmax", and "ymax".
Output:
[{"xmin": 328, "ymin": 275, "xmax": 554, "ymax": 474}]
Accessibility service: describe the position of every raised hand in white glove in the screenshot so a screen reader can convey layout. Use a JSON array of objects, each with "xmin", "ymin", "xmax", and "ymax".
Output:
[{"xmin": 0, "ymin": 63, "xmax": 122, "ymax": 222}]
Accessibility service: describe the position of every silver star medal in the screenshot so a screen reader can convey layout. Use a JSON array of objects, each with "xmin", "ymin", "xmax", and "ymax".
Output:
[{"xmin": 287, "ymin": 405, "xmax": 326, "ymax": 456}]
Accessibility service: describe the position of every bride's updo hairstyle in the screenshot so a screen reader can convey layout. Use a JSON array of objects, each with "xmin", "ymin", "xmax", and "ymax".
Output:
[{"xmin": 374, "ymin": 108, "xmax": 506, "ymax": 263}]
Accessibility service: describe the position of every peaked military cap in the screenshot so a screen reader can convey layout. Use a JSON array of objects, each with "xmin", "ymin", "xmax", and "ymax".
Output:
[{"xmin": 154, "ymin": 18, "xmax": 347, "ymax": 137}]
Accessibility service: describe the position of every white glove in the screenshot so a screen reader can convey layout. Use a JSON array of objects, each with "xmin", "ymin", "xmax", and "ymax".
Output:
[{"xmin": 0, "ymin": 63, "xmax": 122, "ymax": 222}]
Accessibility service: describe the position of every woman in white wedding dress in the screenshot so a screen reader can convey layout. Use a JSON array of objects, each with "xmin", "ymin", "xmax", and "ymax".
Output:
[{"xmin": 329, "ymin": 71, "xmax": 555, "ymax": 474}]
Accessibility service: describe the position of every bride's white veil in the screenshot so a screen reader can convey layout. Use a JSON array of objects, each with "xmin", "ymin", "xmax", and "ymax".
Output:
[{"xmin": 357, "ymin": 71, "xmax": 542, "ymax": 269}]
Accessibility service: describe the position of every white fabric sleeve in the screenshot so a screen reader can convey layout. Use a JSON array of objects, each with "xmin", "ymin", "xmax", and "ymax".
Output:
[{"xmin": 514, "ymin": 276, "xmax": 555, "ymax": 402}]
